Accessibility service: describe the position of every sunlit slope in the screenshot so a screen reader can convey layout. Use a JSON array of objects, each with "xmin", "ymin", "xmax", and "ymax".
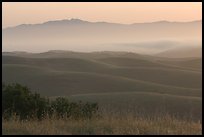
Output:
[
  {"xmin": 2, "ymin": 56, "xmax": 115, "ymax": 71},
  {"xmin": 97, "ymin": 56, "xmax": 201, "ymax": 71},
  {"xmin": 2, "ymin": 56, "xmax": 202, "ymax": 89},
  {"xmin": 98, "ymin": 68, "xmax": 201, "ymax": 89},
  {"xmin": 157, "ymin": 58, "xmax": 202, "ymax": 70},
  {"xmin": 3, "ymin": 51, "xmax": 201, "ymax": 71},
  {"xmin": 97, "ymin": 57, "xmax": 171, "ymax": 68},
  {"xmin": 2, "ymin": 64, "xmax": 201, "ymax": 97}
]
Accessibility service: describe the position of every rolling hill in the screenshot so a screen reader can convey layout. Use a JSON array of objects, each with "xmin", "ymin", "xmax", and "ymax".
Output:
[
  {"xmin": 2, "ymin": 54, "xmax": 202, "ymax": 89},
  {"xmin": 2, "ymin": 51, "xmax": 202, "ymax": 120},
  {"xmin": 155, "ymin": 46, "xmax": 202, "ymax": 58}
]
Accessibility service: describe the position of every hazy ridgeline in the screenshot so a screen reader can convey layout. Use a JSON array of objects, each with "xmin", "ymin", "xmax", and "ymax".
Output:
[{"xmin": 2, "ymin": 19, "xmax": 201, "ymax": 55}]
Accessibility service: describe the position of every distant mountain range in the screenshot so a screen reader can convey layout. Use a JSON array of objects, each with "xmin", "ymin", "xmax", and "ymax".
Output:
[
  {"xmin": 2, "ymin": 19, "xmax": 202, "ymax": 56},
  {"xmin": 3, "ymin": 18, "xmax": 202, "ymax": 29}
]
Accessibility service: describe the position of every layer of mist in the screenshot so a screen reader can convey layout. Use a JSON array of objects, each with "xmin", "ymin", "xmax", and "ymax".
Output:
[{"xmin": 2, "ymin": 19, "xmax": 202, "ymax": 58}]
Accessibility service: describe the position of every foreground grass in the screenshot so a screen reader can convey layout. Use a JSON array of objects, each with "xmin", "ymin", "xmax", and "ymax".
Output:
[{"xmin": 2, "ymin": 113, "xmax": 202, "ymax": 135}]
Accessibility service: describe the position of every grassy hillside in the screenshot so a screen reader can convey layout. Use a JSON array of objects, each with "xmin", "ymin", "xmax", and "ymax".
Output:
[
  {"xmin": 2, "ymin": 56, "xmax": 202, "ymax": 89},
  {"xmin": 68, "ymin": 92, "xmax": 202, "ymax": 120},
  {"xmin": 2, "ymin": 51, "xmax": 202, "ymax": 124},
  {"xmin": 2, "ymin": 64, "xmax": 201, "ymax": 97},
  {"xmin": 157, "ymin": 58, "xmax": 202, "ymax": 70}
]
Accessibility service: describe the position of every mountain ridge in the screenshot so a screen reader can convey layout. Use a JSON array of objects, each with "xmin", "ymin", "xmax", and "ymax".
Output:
[{"xmin": 3, "ymin": 18, "xmax": 202, "ymax": 30}]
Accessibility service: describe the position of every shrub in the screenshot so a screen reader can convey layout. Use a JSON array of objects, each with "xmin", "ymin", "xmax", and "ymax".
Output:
[
  {"xmin": 50, "ymin": 98, "xmax": 99, "ymax": 119},
  {"xmin": 2, "ymin": 83, "xmax": 50, "ymax": 120},
  {"xmin": 2, "ymin": 83, "xmax": 99, "ymax": 120},
  {"xmin": 49, "ymin": 97, "xmax": 72, "ymax": 118}
]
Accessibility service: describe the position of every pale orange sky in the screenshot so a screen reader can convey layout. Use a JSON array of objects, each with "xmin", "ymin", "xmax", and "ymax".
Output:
[{"xmin": 2, "ymin": 2, "xmax": 202, "ymax": 28}]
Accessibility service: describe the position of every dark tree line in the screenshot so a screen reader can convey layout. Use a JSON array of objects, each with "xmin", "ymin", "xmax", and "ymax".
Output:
[{"xmin": 2, "ymin": 83, "xmax": 99, "ymax": 120}]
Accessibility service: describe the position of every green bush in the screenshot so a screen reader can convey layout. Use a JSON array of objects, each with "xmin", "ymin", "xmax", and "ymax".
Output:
[
  {"xmin": 49, "ymin": 98, "xmax": 99, "ymax": 119},
  {"xmin": 49, "ymin": 97, "xmax": 72, "ymax": 118},
  {"xmin": 2, "ymin": 83, "xmax": 99, "ymax": 120},
  {"xmin": 2, "ymin": 83, "xmax": 50, "ymax": 120}
]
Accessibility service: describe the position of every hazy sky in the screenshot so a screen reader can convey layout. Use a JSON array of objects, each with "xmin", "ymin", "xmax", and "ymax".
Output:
[{"xmin": 2, "ymin": 2, "xmax": 202, "ymax": 28}]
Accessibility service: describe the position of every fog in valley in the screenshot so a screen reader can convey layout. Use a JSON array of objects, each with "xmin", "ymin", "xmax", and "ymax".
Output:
[{"xmin": 2, "ymin": 19, "xmax": 202, "ymax": 58}]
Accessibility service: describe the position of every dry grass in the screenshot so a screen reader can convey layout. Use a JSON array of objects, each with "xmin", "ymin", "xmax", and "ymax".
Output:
[{"xmin": 2, "ymin": 112, "xmax": 202, "ymax": 135}]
